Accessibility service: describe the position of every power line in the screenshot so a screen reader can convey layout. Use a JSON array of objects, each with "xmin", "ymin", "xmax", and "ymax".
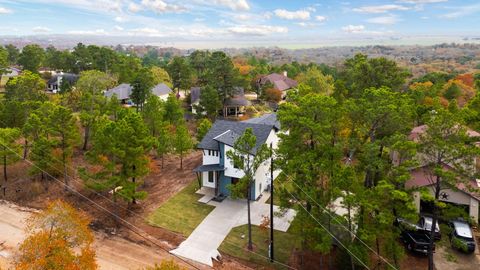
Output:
[
  {"xmin": 0, "ymin": 127, "xmax": 296, "ymax": 269},
  {"xmin": 0, "ymin": 140, "xmax": 203, "ymax": 270},
  {"xmin": 281, "ymin": 185, "xmax": 371, "ymax": 270},
  {"xmin": 282, "ymin": 172, "xmax": 398, "ymax": 270}
]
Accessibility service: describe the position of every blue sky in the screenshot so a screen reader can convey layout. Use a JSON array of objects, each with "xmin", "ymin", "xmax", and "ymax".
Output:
[{"xmin": 0, "ymin": 0, "xmax": 479, "ymax": 48}]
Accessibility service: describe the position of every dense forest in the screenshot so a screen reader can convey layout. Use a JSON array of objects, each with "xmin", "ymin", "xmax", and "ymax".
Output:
[{"xmin": 1, "ymin": 43, "xmax": 480, "ymax": 269}]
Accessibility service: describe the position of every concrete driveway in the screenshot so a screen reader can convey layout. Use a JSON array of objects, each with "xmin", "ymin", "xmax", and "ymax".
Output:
[{"xmin": 170, "ymin": 198, "xmax": 296, "ymax": 267}]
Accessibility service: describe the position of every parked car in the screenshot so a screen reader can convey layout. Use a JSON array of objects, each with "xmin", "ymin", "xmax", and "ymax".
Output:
[
  {"xmin": 449, "ymin": 220, "xmax": 476, "ymax": 253},
  {"xmin": 395, "ymin": 216, "xmax": 441, "ymax": 240},
  {"xmin": 417, "ymin": 216, "xmax": 441, "ymax": 240},
  {"xmin": 401, "ymin": 230, "xmax": 435, "ymax": 254}
]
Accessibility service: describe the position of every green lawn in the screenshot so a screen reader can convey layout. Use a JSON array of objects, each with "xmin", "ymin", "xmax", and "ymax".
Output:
[
  {"xmin": 219, "ymin": 218, "xmax": 302, "ymax": 269},
  {"xmin": 146, "ymin": 181, "xmax": 215, "ymax": 237}
]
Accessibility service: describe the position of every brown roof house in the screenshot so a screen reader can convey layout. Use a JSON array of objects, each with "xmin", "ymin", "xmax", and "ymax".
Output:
[
  {"xmin": 256, "ymin": 71, "xmax": 298, "ymax": 98},
  {"xmin": 403, "ymin": 125, "xmax": 480, "ymax": 223}
]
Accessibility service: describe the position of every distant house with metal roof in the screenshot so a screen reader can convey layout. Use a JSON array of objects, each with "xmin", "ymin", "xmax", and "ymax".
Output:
[
  {"xmin": 194, "ymin": 114, "xmax": 281, "ymax": 201},
  {"xmin": 47, "ymin": 73, "xmax": 79, "ymax": 93},
  {"xmin": 104, "ymin": 83, "xmax": 173, "ymax": 104},
  {"xmin": 256, "ymin": 72, "xmax": 298, "ymax": 97}
]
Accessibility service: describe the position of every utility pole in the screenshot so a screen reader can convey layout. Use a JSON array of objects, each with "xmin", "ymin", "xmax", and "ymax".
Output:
[{"xmin": 269, "ymin": 143, "xmax": 274, "ymax": 262}]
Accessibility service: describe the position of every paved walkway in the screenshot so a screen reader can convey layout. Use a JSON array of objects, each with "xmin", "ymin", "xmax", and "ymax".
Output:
[{"xmin": 170, "ymin": 197, "xmax": 296, "ymax": 267}]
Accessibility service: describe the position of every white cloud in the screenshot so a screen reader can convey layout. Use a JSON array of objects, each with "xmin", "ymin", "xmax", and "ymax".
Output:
[
  {"xmin": 114, "ymin": 16, "xmax": 127, "ymax": 22},
  {"xmin": 274, "ymin": 9, "xmax": 310, "ymax": 20},
  {"xmin": 32, "ymin": 26, "xmax": 51, "ymax": 33},
  {"xmin": 228, "ymin": 25, "xmax": 288, "ymax": 36},
  {"xmin": 440, "ymin": 3, "xmax": 480, "ymax": 19},
  {"xmin": 366, "ymin": 15, "xmax": 400, "ymax": 25},
  {"xmin": 353, "ymin": 4, "xmax": 409, "ymax": 13},
  {"xmin": 0, "ymin": 7, "xmax": 13, "ymax": 14},
  {"xmin": 141, "ymin": 0, "xmax": 186, "ymax": 13},
  {"xmin": 132, "ymin": 27, "xmax": 160, "ymax": 35},
  {"xmin": 421, "ymin": 16, "xmax": 429, "ymax": 19},
  {"xmin": 342, "ymin": 24, "xmax": 365, "ymax": 33},
  {"xmin": 114, "ymin": 25, "xmax": 124, "ymax": 31},
  {"xmin": 128, "ymin": 2, "xmax": 142, "ymax": 12},
  {"xmin": 211, "ymin": 0, "xmax": 250, "ymax": 11},
  {"xmin": 315, "ymin": 15, "xmax": 327, "ymax": 22},
  {"xmin": 397, "ymin": 0, "xmax": 447, "ymax": 3}
]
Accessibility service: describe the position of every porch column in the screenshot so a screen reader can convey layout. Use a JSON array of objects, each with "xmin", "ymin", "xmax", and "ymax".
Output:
[
  {"xmin": 469, "ymin": 198, "xmax": 479, "ymax": 223},
  {"xmin": 413, "ymin": 191, "xmax": 421, "ymax": 213}
]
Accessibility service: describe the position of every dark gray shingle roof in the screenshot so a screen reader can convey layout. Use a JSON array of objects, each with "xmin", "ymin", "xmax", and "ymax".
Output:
[
  {"xmin": 197, "ymin": 120, "xmax": 274, "ymax": 154},
  {"xmin": 242, "ymin": 113, "xmax": 280, "ymax": 130}
]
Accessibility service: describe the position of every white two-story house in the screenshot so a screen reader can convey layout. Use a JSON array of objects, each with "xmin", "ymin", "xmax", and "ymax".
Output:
[{"xmin": 194, "ymin": 114, "xmax": 281, "ymax": 201}]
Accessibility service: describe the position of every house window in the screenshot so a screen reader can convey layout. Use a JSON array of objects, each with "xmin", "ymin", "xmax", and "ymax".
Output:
[
  {"xmin": 208, "ymin": 171, "xmax": 214, "ymax": 183},
  {"xmin": 216, "ymin": 151, "xmax": 219, "ymax": 157}
]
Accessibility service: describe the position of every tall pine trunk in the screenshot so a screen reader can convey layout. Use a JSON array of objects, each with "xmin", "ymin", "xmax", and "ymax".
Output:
[
  {"xmin": 23, "ymin": 138, "xmax": 28, "ymax": 159},
  {"xmin": 247, "ymin": 182, "xmax": 253, "ymax": 250},
  {"xmin": 428, "ymin": 174, "xmax": 441, "ymax": 270},
  {"xmin": 83, "ymin": 125, "xmax": 90, "ymax": 151},
  {"xmin": 3, "ymin": 150, "xmax": 7, "ymax": 182}
]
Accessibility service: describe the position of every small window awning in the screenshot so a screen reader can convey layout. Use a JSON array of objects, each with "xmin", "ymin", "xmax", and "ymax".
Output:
[{"xmin": 193, "ymin": 164, "xmax": 225, "ymax": 172}]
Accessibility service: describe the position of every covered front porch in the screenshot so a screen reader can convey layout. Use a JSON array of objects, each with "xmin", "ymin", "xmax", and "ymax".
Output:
[{"xmin": 194, "ymin": 164, "xmax": 228, "ymax": 202}]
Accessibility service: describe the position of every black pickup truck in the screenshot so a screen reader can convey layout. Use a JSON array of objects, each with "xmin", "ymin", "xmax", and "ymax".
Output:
[{"xmin": 401, "ymin": 230, "xmax": 435, "ymax": 255}]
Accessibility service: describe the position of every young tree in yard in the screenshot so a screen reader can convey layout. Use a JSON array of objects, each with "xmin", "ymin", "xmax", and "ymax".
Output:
[
  {"xmin": 174, "ymin": 124, "xmax": 193, "ymax": 169},
  {"xmin": 0, "ymin": 128, "xmax": 21, "ymax": 183},
  {"xmin": 131, "ymin": 68, "xmax": 155, "ymax": 112},
  {"xmin": 143, "ymin": 95, "xmax": 165, "ymax": 137},
  {"xmin": 416, "ymin": 108, "xmax": 479, "ymax": 270},
  {"xmin": 196, "ymin": 118, "xmax": 212, "ymax": 142},
  {"xmin": 49, "ymin": 105, "xmax": 80, "ymax": 189},
  {"xmin": 296, "ymin": 66, "xmax": 335, "ymax": 95},
  {"xmin": 163, "ymin": 94, "xmax": 184, "ymax": 125},
  {"xmin": 156, "ymin": 123, "xmax": 172, "ymax": 169},
  {"xmin": 81, "ymin": 109, "xmax": 154, "ymax": 205},
  {"xmin": 76, "ymin": 70, "xmax": 116, "ymax": 150},
  {"xmin": 227, "ymin": 128, "xmax": 270, "ymax": 250},
  {"xmin": 15, "ymin": 200, "xmax": 97, "ymax": 270},
  {"xmin": 196, "ymin": 85, "xmax": 221, "ymax": 120},
  {"xmin": 18, "ymin": 44, "xmax": 45, "ymax": 73}
]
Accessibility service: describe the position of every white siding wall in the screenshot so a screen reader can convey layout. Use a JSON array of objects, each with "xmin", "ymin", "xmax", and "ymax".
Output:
[
  {"xmin": 202, "ymin": 171, "xmax": 216, "ymax": 188},
  {"xmin": 224, "ymin": 144, "xmax": 245, "ymax": 178},
  {"xmin": 158, "ymin": 94, "xmax": 169, "ymax": 101},
  {"xmin": 202, "ymin": 149, "xmax": 220, "ymax": 165}
]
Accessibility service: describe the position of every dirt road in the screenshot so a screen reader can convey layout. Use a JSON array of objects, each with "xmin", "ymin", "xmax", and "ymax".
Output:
[{"xmin": 0, "ymin": 200, "xmax": 201, "ymax": 270}]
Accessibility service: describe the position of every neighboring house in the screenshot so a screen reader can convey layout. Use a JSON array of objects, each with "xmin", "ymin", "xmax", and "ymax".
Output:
[
  {"xmin": 194, "ymin": 113, "xmax": 281, "ymax": 201},
  {"xmin": 256, "ymin": 72, "xmax": 298, "ymax": 98},
  {"xmin": 47, "ymin": 73, "xmax": 79, "ymax": 93},
  {"xmin": 3, "ymin": 67, "xmax": 21, "ymax": 78},
  {"xmin": 190, "ymin": 86, "xmax": 251, "ymax": 117},
  {"xmin": 404, "ymin": 125, "xmax": 480, "ymax": 223},
  {"xmin": 104, "ymin": 83, "xmax": 173, "ymax": 104},
  {"xmin": 223, "ymin": 87, "xmax": 251, "ymax": 117},
  {"xmin": 190, "ymin": 87, "xmax": 201, "ymax": 114},
  {"xmin": 151, "ymin": 83, "xmax": 173, "ymax": 101},
  {"xmin": 104, "ymin": 83, "xmax": 133, "ymax": 104}
]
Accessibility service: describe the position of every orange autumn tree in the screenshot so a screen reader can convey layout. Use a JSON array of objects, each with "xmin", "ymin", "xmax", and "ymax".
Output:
[{"xmin": 15, "ymin": 200, "xmax": 97, "ymax": 270}]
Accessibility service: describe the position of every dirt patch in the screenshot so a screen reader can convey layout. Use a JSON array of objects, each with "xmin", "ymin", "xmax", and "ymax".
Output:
[{"xmin": 1, "ymin": 150, "xmax": 256, "ymax": 269}]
